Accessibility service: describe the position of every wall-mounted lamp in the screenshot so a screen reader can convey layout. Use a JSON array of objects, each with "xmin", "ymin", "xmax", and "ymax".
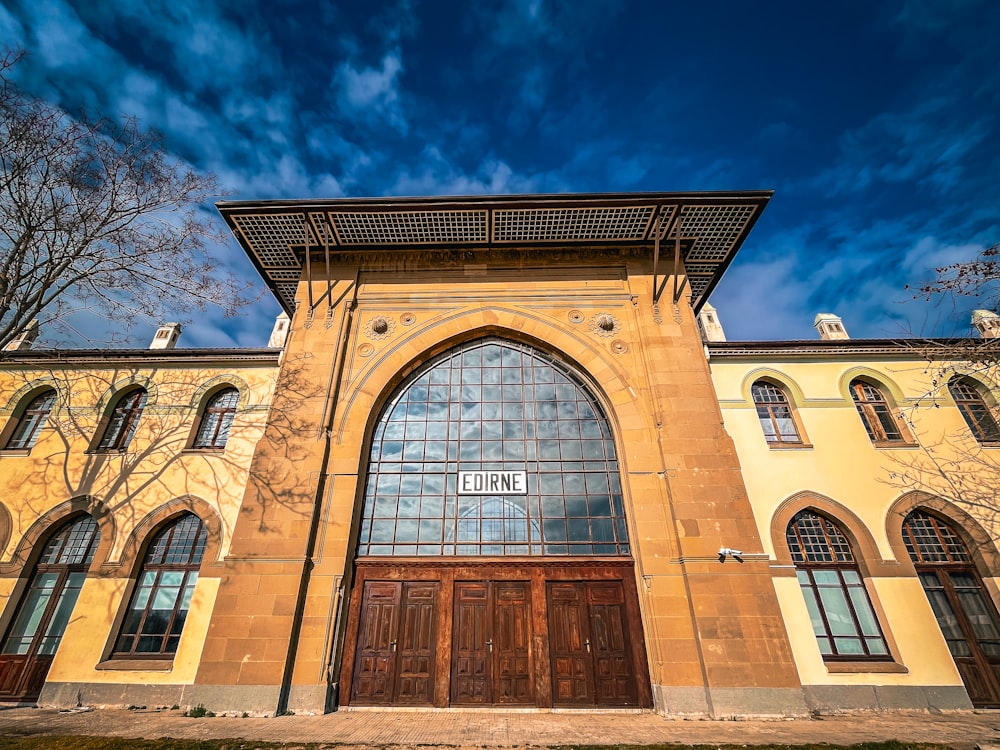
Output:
[{"xmin": 718, "ymin": 547, "xmax": 744, "ymax": 563}]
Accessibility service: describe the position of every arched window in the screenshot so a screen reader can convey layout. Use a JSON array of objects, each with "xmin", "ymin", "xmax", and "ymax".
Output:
[
  {"xmin": 903, "ymin": 510, "xmax": 1000, "ymax": 705},
  {"xmin": 5, "ymin": 390, "xmax": 57, "ymax": 450},
  {"xmin": 849, "ymin": 379, "xmax": 905, "ymax": 443},
  {"xmin": 359, "ymin": 338, "xmax": 629, "ymax": 557},
  {"xmin": 751, "ymin": 380, "xmax": 801, "ymax": 444},
  {"xmin": 786, "ymin": 510, "xmax": 889, "ymax": 659},
  {"xmin": 949, "ymin": 377, "xmax": 1000, "ymax": 443},
  {"xmin": 112, "ymin": 513, "xmax": 206, "ymax": 658},
  {"xmin": 0, "ymin": 515, "xmax": 100, "ymax": 700},
  {"xmin": 192, "ymin": 387, "xmax": 239, "ymax": 449},
  {"xmin": 97, "ymin": 388, "xmax": 147, "ymax": 451}
]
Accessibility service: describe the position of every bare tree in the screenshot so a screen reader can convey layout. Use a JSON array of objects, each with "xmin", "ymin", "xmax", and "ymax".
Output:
[{"xmin": 0, "ymin": 50, "xmax": 246, "ymax": 349}]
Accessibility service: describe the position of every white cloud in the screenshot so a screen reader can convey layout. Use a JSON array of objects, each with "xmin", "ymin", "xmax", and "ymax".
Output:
[{"xmin": 335, "ymin": 50, "xmax": 407, "ymax": 134}]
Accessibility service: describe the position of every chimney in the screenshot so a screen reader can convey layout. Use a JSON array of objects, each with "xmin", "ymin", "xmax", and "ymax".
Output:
[
  {"xmin": 814, "ymin": 313, "xmax": 849, "ymax": 340},
  {"xmin": 4, "ymin": 320, "xmax": 39, "ymax": 351},
  {"xmin": 972, "ymin": 310, "xmax": 1000, "ymax": 339},
  {"xmin": 697, "ymin": 303, "xmax": 726, "ymax": 342},
  {"xmin": 268, "ymin": 312, "xmax": 291, "ymax": 348},
  {"xmin": 149, "ymin": 323, "xmax": 182, "ymax": 350}
]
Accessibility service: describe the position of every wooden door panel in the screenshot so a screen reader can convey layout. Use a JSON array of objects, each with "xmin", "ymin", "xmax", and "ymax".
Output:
[
  {"xmin": 452, "ymin": 582, "xmax": 491, "ymax": 704},
  {"xmin": 588, "ymin": 581, "xmax": 637, "ymax": 705},
  {"xmin": 547, "ymin": 582, "xmax": 594, "ymax": 705},
  {"xmin": 0, "ymin": 655, "xmax": 28, "ymax": 698},
  {"xmin": 494, "ymin": 582, "xmax": 532, "ymax": 704},
  {"xmin": 351, "ymin": 582, "xmax": 401, "ymax": 704},
  {"xmin": 395, "ymin": 582, "xmax": 438, "ymax": 705}
]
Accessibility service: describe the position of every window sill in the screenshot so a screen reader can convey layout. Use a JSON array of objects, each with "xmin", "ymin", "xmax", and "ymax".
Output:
[
  {"xmin": 871, "ymin": 441, "xmax": 920, "ymax": 450},
  {"xmin": 0, "ymin": 449, "xmax": 31, "ymax": 457},
  {"xmin": 824, "ymin": 660, "xmax": 908, "ymax": 674},
  {"xmin": 181, "ymin": 447, "xmax": 227, "ymax": 455},
  {"xmin": 766, "ymin": 442, "xmax": 813, "ymax": 450},
  {"xmin": 974, "ymin": 441, "xmax": 1000, "ymax": 449},
  {"xmin": 96, "ymin": 658, "xmax": 173, "ymax": 672}
]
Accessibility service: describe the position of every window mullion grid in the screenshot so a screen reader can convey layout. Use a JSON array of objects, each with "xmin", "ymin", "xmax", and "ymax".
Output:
[{"xmin": 833, "ymin": 566, "xmax": 882, "ymax": 658}]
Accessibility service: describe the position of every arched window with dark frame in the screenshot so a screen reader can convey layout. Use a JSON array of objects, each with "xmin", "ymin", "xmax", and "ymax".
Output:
[
  {"xmin": 849, "ymin": 379, "xmax": 905, "ymax": 443},
  {"xmin": 949, "ymin": 377, "xmax": 1000, "ymax": 443},
  {"xmin": 112, "ymin": 513, "xmax": 207, "ymax": 658},
  {"xmin": 751, "ymin": 380, "xmax": 801, "ymax": 444},
  {"xmin": 4, "ymin": 389, "xmax": 57, "ymax": 450},
  {"xmin": 96, "ymin": 388, "xmax": 147, "ymax": 451},
  {"xmin": 786, "ymin": 510, "xmax": 889, "ymax": 660},
  {"xmin": 0, "ymin": 514, "xmax": 100, "ymax": 701},
  {"xmin": 903, "ymin": 509, "xmax": 1000, "ymax": 706},
  {"xmin": 192, "ymin": 387, "xmax": 239, "ymax": 450}
]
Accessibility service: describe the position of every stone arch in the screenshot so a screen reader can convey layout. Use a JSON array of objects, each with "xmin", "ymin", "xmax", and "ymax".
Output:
[
  {"xmin": 188, "ymin": 375, "xmax": 252, "ymax": 411},
  {"xmin": 837, "ymin": 366, "xmax": 909, "ymax": 407},
  {"xmin": 771, "ymin": 491, "xmax": 901, "ymax": 578},
  {"xmin": 886, "ymin": 491, "xmax": 1000, "ymax": 578},
  {"xmin": 95, "ymin": 375, "xmax": 158, "ymax": 415},
  {"xmin": 0, "ymin": 378, "xmax": 64, "ymax": 416},
  {"xmin": 108, "ymin": 495, "xmax": 225, "ymax": 575},
  {"xmin": 0, "ymin": 495, "xmax": 115, "ymax": 575},
  {"xmin": 740, "ymin": 367, "xmax": 808, "ymax": 407},
  {"xmin": 338, "ymin": 309, "xmax": 637, "ymax": 447},
  {"xmin": 0, "ymin": 502, "xmax": 11, "ymax": 560}
]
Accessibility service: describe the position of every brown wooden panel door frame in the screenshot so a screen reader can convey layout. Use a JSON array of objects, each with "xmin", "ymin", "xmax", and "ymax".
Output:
[
  {"xmin": 340, "ymin": 559, "xmax": 652, "ymax": 710},
  {"xmin": 917, "ymin": 565, "xmax": 1000, "ymax": 707}
]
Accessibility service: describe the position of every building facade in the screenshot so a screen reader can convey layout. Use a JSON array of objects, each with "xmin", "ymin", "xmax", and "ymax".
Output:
[{"xmin": 0, "ymin": 192, "xmax": 997, "ymax": 717}]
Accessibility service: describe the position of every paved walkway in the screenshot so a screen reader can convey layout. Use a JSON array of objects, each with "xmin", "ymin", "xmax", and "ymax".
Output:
[{"xmin": 1, "ymin": 707, "xmax": 1000, "ymax": 748}]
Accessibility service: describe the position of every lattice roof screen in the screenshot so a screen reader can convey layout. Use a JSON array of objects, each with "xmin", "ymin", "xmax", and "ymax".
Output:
[{"xmin": 218, "ymin": 192, "xmax": 770, "ymax": 313}]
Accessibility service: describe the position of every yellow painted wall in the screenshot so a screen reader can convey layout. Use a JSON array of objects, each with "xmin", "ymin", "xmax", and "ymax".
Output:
[
  {"xmin": 710, "ymin": 348, "xmax": 1000, "ymax": 690},
  {"xmin": 0, "ymin": 353, "xmax": 278, "ymax": 688}
]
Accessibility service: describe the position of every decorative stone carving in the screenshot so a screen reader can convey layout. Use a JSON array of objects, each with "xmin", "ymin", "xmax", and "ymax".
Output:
[
  {"xmin": 365, "ymin": 316, "xmax": 395, "ymax": 340},
  {"xmin": 590, "ymin": 313, "xmax": 620, "ymax": 337},
  {"xmin": 400, "ymin": 312, "xmax": 416, "ymax": 326},
  {"xmin": 568, "ymin": 310, "xmax": 585, "ymax": 324}
]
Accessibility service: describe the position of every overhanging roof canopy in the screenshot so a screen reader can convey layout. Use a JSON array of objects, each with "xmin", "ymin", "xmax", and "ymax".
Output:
[{"xmin": 217, "ymin": 191, "xmax": 771, "ymax": 313}]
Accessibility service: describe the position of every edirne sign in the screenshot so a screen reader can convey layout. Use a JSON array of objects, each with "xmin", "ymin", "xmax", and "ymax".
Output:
[{"xmin": 458, "ymin": 470, "xmax": 527, "ymax": 495}]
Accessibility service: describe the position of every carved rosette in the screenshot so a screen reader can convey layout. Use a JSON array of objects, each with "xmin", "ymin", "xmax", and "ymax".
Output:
[
  {"xmin": 365, "ymin": 316, "xmax": 395, "ymax": 340},
  {"xmin": 589, "ymin": 313, "xmax": 620, "ymax": 338}
]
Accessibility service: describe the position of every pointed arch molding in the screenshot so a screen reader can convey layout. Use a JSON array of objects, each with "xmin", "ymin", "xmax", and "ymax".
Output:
[
  {"xmin": 188, "ymin": 375, "xmax": 253, "ymax": 410},
  {"xmin": 837, "ymin": 367, "xmax": 909, "ymax": 407},
  {"xmin": 103, "ymin": 495, "xmax": 225, "ymax": 576},
  {"xmin": 886, "ymin": 491, "xmax": 1000, "ymax": 577},
  {"xmin": 770, "ymin": 491, "xmax": 905, "ymax": 578},
  {"xmin": 0, "ymin": 378, "xmax": 63, "ymax": 416},
  {"xmin": 95, "ymin": 375, "xmax": 158, "ymax": 414},
  {"xmin": 336, "ymin": 309, "xmax": 637, "ymax": 445},
  {"xmin": 740, "ymin": 368, "xmax": 807, "ymax": 406},
  {"xmin": 0, "ymin": 502, "xmax": 10, "ymax": 559},
  {"xmin": 0, "ymin": 495, "xmax": 116, "ymax": 576}
]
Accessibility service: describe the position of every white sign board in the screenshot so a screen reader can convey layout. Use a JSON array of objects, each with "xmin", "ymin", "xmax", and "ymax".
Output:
[{"xmin": 458, "ymin": 470, "xmax": 527, "ymax": 495}]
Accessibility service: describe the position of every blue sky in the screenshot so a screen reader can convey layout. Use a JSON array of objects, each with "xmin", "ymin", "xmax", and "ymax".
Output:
[{"xmin": 1, "ymin": 0, "xmax": 997, "ymax": 346}]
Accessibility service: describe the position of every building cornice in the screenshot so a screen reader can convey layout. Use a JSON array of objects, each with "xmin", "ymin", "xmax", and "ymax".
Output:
[
  {"xmin": 0, "ymin": 348, "xmax": 282, "ymax": 368},
  {"xmin": 706, "ymin": 338, "xmax": 997, "ymax": 360},
  {"xmin": 217, "ymin": 190, "xmax": 772, "ymax": 315}
]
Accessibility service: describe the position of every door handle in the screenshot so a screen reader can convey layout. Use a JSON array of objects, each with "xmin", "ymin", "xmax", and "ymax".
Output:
[
  {"xmin": 485, "ymin": 639, "xmax": 493, "ymax": 652},
  {"xmin": 584, "ymin": 639, "xmax": 591, "ymax": 653},
  {"xmin": 390, "ymin": 640, "xmax": 397, "ymax": 652}
]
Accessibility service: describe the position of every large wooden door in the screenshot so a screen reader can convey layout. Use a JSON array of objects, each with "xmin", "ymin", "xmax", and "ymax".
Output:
[
  {"xmin": 451, "ymin": 581, "xmax": 533, "ymax": 705},
  {"xmin": 351, "ymin": 581, "xmax": 438, "ymax": 705},
  {"xmin": 547, "ymin": 581, "xmax": 636, "ymax": 706},
  {"xmin": 918, "ymin": 569, "xmax": 1000, "ymax": 707}
]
